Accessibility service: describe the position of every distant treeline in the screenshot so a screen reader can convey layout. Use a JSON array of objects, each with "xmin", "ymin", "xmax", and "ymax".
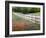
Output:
[{"xmin": 12, "ymin": 7, "xmax": 40, "ymax": 14}]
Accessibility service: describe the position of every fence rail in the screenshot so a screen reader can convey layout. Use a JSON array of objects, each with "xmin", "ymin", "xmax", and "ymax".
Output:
[{"xmin": 13, "ymin": 13, "xmax": 40, "ymax": 24}]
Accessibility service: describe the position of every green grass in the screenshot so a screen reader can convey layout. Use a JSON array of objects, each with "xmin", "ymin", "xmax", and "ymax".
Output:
[
  {"xmin": 12, "ymin": 14, "xmax": 23, "ymax": 21},
  {"xmin": 31, "ymin": 12, "xmax": 40, "ymax": 16},
  {"xmin": 12, "ymin": 13, "xmax": 40, "ymax": 30}
]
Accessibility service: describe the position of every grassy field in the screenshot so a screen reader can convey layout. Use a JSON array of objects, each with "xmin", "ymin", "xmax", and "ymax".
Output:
[
  {"xmin": 12, "ymin": 13, "xmax": 40, "ymax": 31},
  {"xmin": 31, "ymin": 12, "xmax": 40, "ymax": 16}
]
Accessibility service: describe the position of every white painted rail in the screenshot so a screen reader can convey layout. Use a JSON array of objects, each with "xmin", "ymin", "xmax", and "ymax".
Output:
[{"xmin": 13, "ymin": 12, "xmax": 40, "ymax": 24}]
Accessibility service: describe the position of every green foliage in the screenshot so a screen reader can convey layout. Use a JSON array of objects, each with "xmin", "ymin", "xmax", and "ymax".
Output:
[{"xmin": 12, "ymin": 7, "xmax": 40, "ymax": 14}]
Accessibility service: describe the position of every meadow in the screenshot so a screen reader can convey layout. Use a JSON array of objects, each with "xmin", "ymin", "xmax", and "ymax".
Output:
[{"xmin": 12, "ymin": 7, "xmax": 40, "ymax": 31}]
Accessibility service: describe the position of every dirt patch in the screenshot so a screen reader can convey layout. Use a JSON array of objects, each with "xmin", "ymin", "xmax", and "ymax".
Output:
[{"xmin": 12, "ymin": 20, "xmax": 32, "ymax": 31}]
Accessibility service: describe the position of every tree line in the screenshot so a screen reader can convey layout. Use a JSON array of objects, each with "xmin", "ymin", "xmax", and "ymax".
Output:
[{"xmin": 12, "ymin": 7, "xmax": 40, "ymax": 14}]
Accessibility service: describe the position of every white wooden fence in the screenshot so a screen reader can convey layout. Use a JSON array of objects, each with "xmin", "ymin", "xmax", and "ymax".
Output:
[
  {"xmin": 30, "ymin": 16, "xmax": 40, "ymax": 24},
  {"xmin": 13, "ymin": 12, "xmax": 40, "ymax": 24}
]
